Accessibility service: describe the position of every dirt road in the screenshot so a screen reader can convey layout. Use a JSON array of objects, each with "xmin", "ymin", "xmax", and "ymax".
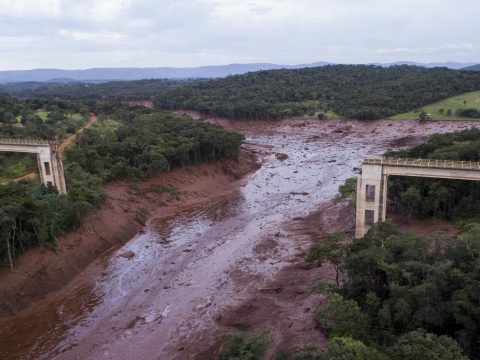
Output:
[
  {"xmin": 0, "ymin": 118, "xmax": 478, "ymax": 359},
  {"xmin": 58, "ymin": 114, "xmax": 98, "ymax": 154}
]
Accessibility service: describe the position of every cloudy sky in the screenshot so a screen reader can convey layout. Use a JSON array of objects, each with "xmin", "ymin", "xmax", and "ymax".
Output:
[{"xmin": 0, "ymin": 0, "xmax": 478, "ymax": 70}]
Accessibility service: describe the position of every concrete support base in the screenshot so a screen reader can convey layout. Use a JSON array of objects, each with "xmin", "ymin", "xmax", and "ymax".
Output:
[{"xmin": 0, "ymin": 139, "xmax": 67, "ymax": 195}]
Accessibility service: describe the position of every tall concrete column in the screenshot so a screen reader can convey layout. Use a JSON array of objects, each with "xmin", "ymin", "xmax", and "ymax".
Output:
[
  {"xmin": 50, "ymin": 151, "xmax": 67, "ymax": 195},
  {"xmin": 355, "ymin": 162, "xmax": 386, "ymax": 238},
  {"xmin": 380, "ymin": 174, "xmax": 388, "ymax": 221},
  {"xmin": 37, "ymin": 151, "xmax": 55, "ymax": 187}
]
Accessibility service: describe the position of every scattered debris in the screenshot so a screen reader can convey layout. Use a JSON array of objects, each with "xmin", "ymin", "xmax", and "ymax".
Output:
[
  {"xmin": 120, "ymin": 251, "xmax": 135, "ymax": 259},
  {"xmin": 275, "ymin": 153, "xmax": 289, "ymax": 161}
]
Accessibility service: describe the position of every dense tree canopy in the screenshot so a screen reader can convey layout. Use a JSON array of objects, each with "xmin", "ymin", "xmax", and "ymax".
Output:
[
  {"xmin": 3, "ymin": 65, "xmax": 480, "ymax": 120},
  {"xmin": 153, "ymin": 65, "xmax": 480, "ymax": 120},
  {"xmin": 386, "ymin": 128, "xmax": 480, "ymax": 220}
]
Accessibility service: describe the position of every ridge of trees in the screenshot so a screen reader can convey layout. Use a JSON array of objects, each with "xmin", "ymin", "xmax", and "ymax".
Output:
[{"xmin": 3, "ymin": 66, "xmax": 480, "ymax": 120}]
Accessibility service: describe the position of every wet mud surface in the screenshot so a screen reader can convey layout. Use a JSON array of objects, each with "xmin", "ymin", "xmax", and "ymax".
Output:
[{"xmin": 0, "ymin": 118, "xmax": 479, "ymax": 359}]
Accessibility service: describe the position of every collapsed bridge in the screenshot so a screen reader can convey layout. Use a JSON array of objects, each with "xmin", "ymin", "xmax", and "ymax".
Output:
[
  {"xmin": 0, "ymin": 138, "xmax": 67, "ymax": 194},
  {"xmin": 355, "ymin": 157, "xmax": 480, "ymax": 238}
]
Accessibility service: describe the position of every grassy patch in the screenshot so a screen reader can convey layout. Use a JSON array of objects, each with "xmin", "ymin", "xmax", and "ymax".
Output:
[
  {"xmin": 0, "ymin": 154, "xmax": 36, "ymax": 182},
  {"xmin": 391, "ymin": 90, "xmax": 480, "ymax": 120},
  {"xmin": 36, "ymin": 110, "xmax": 49, "ymax": 121}
]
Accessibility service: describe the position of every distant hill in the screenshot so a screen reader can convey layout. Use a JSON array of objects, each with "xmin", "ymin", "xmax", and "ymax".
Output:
[
  {"xmin": 0, "ymin": 63, "xmax": 330, "ymax": 83},
  {"xmin": 373, "ymin": 61, "xmax": 476, "ymax": 69},
  {"xmin": 0, "ymin": 61, "xmax": 475, "ymax": 83},
  {"xmin": 463, "ymin": 64, "xmax": 480, "ymax": 71}
]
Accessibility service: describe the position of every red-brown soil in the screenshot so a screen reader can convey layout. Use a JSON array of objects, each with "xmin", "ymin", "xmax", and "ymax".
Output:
[{"xmin": 203, "ymin": 199, "xmax": 356, "ymax": 359}]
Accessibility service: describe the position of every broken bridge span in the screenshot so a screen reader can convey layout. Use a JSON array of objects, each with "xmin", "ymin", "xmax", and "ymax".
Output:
[
  {"xmin": 355, "ymin": 157, "xmax": 480, "ymax": 238},
  {"xmin": 0, "ymin": 138, "xmax": 67, "ymax": 194}
]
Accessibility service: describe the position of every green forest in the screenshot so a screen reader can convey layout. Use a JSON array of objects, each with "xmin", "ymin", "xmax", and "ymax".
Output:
[
  {"xmin": 3, "ymin": 66, "xmax": 480, "ymax": 120},
  {"xmin": 153, "ymin": 65, "xmax": 480, "ymax": 120},
  {"xmin": 0, "ymin": 97, "xmax": 244, "ymax": 269},
  {"xmin": 386, "ymin": 128, "xmax": 480, "ymax": 220}
]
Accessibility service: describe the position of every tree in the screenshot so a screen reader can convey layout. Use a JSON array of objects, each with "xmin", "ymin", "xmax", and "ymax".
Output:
[
  {"xmin": 389, "ymin": 331, "xmax": 468, "ymax": 360},
  {"xmin": 418, "ymin": 110, "xmax": 428, "ymax": 121},
  {"xmin": 0, "ymin": 209, "xmax": 16, "ymax": 270},
  {"xmin": 307, "ymin": 232, "xmax": 345, "ymax": 287},
  {"xmin": 323, "ymin": 337, "xmax": 387, "ymax": 360},
  {"xmin": 400, "ymin": 186, "xmax": 422, "ymax": 219},
  {"xmin": 315, "ymin": 294, "xmax": 369, "ymax": 341},
  {"xmin": 216, "ymin": 332, "xmax": 269, "ymax": 360}
]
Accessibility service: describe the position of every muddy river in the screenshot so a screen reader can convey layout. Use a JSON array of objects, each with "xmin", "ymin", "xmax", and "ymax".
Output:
[{"xmin": 0, "ymin": 119, "xmax": 478, "ymax": 359}]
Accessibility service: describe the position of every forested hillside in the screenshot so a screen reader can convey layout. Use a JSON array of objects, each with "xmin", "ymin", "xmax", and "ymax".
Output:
[
  {"xmin": 302, "ymin": 129, "xmax": 480, "ymax": 360},
  {"xmin": 386, "ymin": 128, "xmax": 480, "ymax": 219},
  {"xmin": 0, "ymin": 93, "xmax": 89, "ymax": 139},
  {"xmin": 0, "ymin": 100, "xmax": 244, "ymax": 269},
  {"xmin": 0, "ymin": 79, "xmax": 187, "ymax": 101},
  {"xmin": 153, "ymin": 65, "xmax": 480, "ymax": 120},
  {"xmin": 463, "ymin": 64, "xmax": 480, "ymax": 71},
  {"xmin": 4, "ymin": 65, "xmax": 480, "ymax": 120}
]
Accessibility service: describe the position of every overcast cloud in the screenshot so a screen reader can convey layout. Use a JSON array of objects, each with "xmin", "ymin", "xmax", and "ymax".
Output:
[{"xmin": 0, "ymin": 0, "xmax": 478, "ymax": 70}]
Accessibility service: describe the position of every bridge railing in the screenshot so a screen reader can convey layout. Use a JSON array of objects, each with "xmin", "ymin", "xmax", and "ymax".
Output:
[
  {"xmin": 0, "ymin": 138, "xmax": 56, "ymax": 146},
  {"xmin": 364, "ymin": 157, "xmax": 480, "ymax": 170}
]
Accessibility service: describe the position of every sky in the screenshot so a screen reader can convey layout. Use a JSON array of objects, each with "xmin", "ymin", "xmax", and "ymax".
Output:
[{"xmin": 0, "ymin": 0, "xmax": 479, "ymax": 70}]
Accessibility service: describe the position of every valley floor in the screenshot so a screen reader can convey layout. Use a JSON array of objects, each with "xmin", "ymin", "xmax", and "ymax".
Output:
[{"xmin": 0, "ymin": 117, "xmax": 478, "ymax": 359}]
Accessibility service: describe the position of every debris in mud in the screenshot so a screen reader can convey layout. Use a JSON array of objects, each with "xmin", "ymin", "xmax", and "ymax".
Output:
[
  {"xmin": 258, "ymin": 287, "xmax": 283, "ymax": 294},
  {"xmin": 305, "ymin": 135, "xmax": 321, "ymax": 142},
  {"xmin": 275, "ymin": 152, "xmax": 289, "ymax": 161},
  {"xmin": 195, "ymin": 302, "xmax": 212, "ymax": 311},
  {"xmin": 289, "ymin": 192, "xmax": 309, "ymax": 196},
  {"xmin": 126, "ymin": 315, "xmax": 145, "ymax": 329},
  {"xmin": 120, "ymin": 251, "xmax": 135, "ymax": 259},
  {"xmin": 290, "ymin": 121, "xmax": 307, "ymax": 127}
]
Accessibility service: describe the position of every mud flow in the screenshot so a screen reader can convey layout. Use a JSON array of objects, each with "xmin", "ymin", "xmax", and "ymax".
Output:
[{"xmin": 0, "ymin": 119, "xmax": 477, "ymax": 359}]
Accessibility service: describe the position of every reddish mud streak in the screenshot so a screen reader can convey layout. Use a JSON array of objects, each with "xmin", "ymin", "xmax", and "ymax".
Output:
[{"xmin": 0, "ymin": 117, "xmax": 479, "ymax": 360}]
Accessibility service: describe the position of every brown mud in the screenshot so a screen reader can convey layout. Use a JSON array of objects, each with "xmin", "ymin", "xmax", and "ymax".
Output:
[
  {"xmin": 0, "ymin": 148, "xmax": 259, "ymax": 317},
  {"xmin": 0, "ymin": 115, "xmax": 479, "ymax": 360}
]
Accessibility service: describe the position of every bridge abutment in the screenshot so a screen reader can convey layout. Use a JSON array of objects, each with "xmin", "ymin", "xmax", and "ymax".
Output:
[
  {"xmin": 355, "ymin": 162, "xmax": 387, "ymax": 238},
  {"xmin": 355, "ymin": 157, "xmax": 480, "ymax": 238},
  {"xmin": 0, "ymin": 139, "xmax": 67, "ymax": 194}
]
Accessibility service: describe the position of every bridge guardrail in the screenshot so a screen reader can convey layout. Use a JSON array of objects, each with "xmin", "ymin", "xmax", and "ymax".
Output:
[
  {"xmin": 364, "ymin": 157, "xmax": 480, "ymax": 171},
  {"xmin": 0, "ymin": 138, "xmax": 56, "ymax": 146}
]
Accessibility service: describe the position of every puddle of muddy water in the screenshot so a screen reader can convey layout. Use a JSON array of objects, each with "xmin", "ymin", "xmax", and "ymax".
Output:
[{"xmin": 1, "ymin": 120, "xmax": 479, "ymax": 360}]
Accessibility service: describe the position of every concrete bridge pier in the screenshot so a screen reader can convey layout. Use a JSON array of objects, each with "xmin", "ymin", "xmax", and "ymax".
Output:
[
  {"xmin": 355, "ymin": 161, "xmax": 387, "ymax": 238},
  {"xmin": 36, "ymin": 144, "xmax": 67, "ymax": 194}
]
